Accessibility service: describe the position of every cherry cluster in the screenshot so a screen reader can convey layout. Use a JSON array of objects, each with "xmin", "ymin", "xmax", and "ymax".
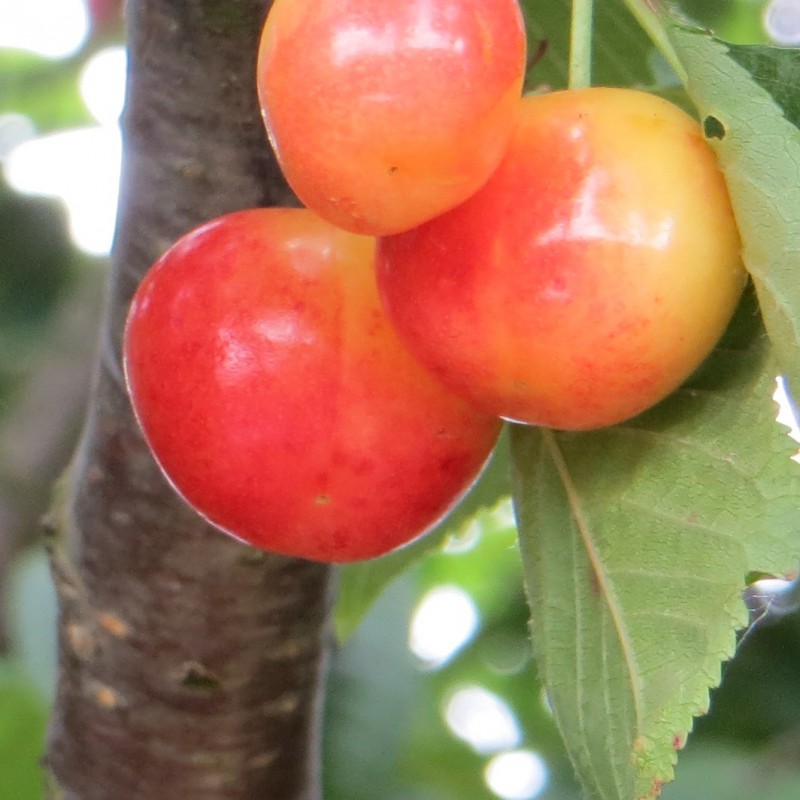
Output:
[{"xmin": 123, "ymin": 0, "xmax": 744, "ymax": 563}]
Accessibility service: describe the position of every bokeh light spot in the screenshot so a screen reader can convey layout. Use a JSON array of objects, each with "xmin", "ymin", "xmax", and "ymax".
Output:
[
  {"xmin": 765, "ymin": 0, "xmax": 800, "ymax": 45},
  {"xmin": 80, "ymin": 46, "xmax": 127, "ymax": 126},
  {"xmin": 0, "ymin": 0, "xmax": 88, "ymax": 58},
  {"xmin": 5, "ymin": 127, "xmax": 121, "ymax": 255},
  {"xmin": 444, "ymin": 685, "xmax": 521, "ymax": 754},
  {"xmin": 408, "ymin": 585, "xmax": 479, "ymax": 668},
  {"xmin": 485, "ymin": 749, "xmax": 549, "ymax": 800}
]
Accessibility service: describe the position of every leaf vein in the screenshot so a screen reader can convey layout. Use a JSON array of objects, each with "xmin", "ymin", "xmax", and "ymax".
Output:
[{"xmin": 543, "ymin": 429, "xmax": 645, "ymax": 739}]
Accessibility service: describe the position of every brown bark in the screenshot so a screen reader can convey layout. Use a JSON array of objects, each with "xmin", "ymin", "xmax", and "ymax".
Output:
[{"xmin": 44, "ymin": 2, "xmax": 333, "ymax": 798}]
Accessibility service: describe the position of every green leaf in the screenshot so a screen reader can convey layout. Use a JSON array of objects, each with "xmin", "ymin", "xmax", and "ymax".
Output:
[
  {"xmin": 521, "ymin": 0, "xmax": 677, "ymax": 93},
  {"xmin": 0, "ymin": 50, "xmax": 92, "ymax": 133},
  {"xmin": 676, "ymin": 0, "xmax": 771, "ymax": 46},
  {"xmin": 0, "ymin": 179, "xmax": 73, "ymax": 352},
  {"xmin": 661, "ymin": 744, "xmax": 800, "ymax": 800},
  {"xmin": 663, "ymin": 26, "xmax": 800, "ymax": 402},
  {"xmin": 0, "ymin": 662, "xmax": 47, "ymax": 800},
  {"xmin": 511, "ymin": 293, "xmax": 800, "ymax": 800},
  {"xmin": 417, "ymin": 498, "xmax": 523, "ymax": 622},
  {"xmin": 334, "ymin": 428, "xmax": 511, "ymax": 641},
  {"xmin": 325, "ymin": 575, "xmax": 423, "ymax": 800}
]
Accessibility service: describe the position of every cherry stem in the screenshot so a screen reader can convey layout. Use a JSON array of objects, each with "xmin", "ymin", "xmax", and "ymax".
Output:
[{"xmin": 569, "ymin": 0, "xmax": 594, "ymax": 90}]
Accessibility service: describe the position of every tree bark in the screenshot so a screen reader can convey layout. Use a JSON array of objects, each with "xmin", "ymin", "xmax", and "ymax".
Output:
[{"xmin": 44, "ymin": 2, "xmax": 333, "ymax": 798}]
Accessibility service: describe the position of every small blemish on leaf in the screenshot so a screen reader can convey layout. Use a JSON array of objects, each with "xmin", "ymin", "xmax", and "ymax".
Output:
[
  {"xmin": 588, "ymin": 567, "xmax": 602, "ymax": 597},
  {"xmin": 703, "ymin": 115, "xmax": 726, "ymax": 140}
]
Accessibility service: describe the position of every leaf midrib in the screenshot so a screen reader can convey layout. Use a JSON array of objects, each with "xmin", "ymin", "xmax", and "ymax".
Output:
[{"xmin": 542, "ymin": 428, "xmax": 645, "ymax": 739}]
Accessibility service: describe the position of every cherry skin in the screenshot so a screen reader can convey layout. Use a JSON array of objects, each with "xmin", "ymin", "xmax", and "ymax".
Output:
[
  {"xmin": 377, "ymin": 88, "xmax": 746, "ymax": 431},
  {"xmin": 123, "ymin": 208, "xmax": 501, "ymax": 563},
  {"xmin": 256, "ymin": 0, "xmax": 526, "ymax": 236}
]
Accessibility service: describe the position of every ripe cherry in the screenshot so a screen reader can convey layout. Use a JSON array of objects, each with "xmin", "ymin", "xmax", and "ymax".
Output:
[
  {"xmin": 124, "ymin": 208, "xmax": 501, "ymax": 562},
  {"xmin": 377, "ymin": 88, "xmax": 746, "ymax": 430},
  {"xmin": 256, "ymin": 0, "xmax": 526, "ymax": 235}
]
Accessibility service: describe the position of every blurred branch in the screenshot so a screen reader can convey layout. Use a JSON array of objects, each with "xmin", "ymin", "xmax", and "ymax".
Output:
[{"xmin": 0, "ymin": 264, "xmax": 102, "ymax": 653}]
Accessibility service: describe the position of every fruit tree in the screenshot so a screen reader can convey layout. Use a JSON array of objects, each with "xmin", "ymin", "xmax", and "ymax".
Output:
[{"xmin": 2, "ymin": 1, "xmax": 799, "ymax": 799}]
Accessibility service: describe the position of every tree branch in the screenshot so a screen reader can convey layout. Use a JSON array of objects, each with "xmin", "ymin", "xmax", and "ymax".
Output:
[{"xmin": 44, "ymin": 2, "xmax": 333, "ymax": 798}]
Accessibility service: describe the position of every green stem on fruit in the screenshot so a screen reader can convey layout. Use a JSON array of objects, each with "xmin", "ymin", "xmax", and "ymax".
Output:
[
  {"xmin": 621, "ymin": 0, "xmax": 688, "ymax": 86},
  {"xmin": 568, "ymin": 0, "xmax": 594, "ymax": 90}
]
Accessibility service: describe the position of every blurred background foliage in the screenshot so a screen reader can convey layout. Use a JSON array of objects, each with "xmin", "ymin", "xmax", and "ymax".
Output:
[{"xmin": 1, "ymin": 1, "xmax": 800, "ymax": 798}]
